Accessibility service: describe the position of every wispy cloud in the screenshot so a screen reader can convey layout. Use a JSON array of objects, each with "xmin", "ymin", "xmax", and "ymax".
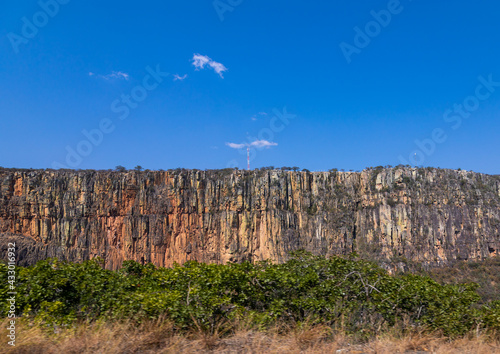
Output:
[
  {"xmin": 226, "ymin": 142, "xmax": 247, "ymax": 149},
  {"xmin": 226, "ymin": 139, "xmax": 278, "ymax": 149},
  {"xmin": 191, "ymin": 53, "xmax": 227, "ymax": 78},
  {"xmin": 173, "ymin": 74, "xmax": 188, "ymax": 81},
  {"xmin": 250, "ymin": 139, "xmax": 277, "ymax": 148},
  {"xmin": 192, "ymin": 54, "xmax": 211, "ymax": 69},
  {"xmin": 208, "ymin": 61, "xmax": 227, "ymax": 77},
  {"xmin": 251, "ymin": 112, "xmax": 268, "ymax": 121},
  {"xmin": 89, "ymin": 71, "xmax": 130, "ymax": 80}
]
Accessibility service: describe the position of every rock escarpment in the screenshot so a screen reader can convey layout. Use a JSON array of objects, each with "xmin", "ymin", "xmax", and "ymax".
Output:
[{"xmin": 0, "ymin": 167, "xmax": 499, "ymax": 270}]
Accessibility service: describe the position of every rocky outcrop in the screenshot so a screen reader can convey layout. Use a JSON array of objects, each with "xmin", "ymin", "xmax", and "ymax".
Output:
[{"xmin": 0, "ymin": 167, "xmax": 499, "ymax": 270}]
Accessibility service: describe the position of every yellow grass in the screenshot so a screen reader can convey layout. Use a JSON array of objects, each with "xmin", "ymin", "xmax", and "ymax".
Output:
[{"xmin": 0, "ymin": 318, "xmax": 499, "ymax": 353}]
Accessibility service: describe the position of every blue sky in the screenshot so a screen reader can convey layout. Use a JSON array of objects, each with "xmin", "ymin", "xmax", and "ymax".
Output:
[{"xmin": 1, "ymin": 0, "xmax": 499, "ymax": 174}]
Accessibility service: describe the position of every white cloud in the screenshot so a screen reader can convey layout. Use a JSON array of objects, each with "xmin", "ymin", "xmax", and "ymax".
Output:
[
  {"xmin": 226, "ymin": 142, "xmax": 246, "ymax": 149},
  {"xmin": 173, "ymin": 74, "xmax": 188, "ymax": 81},
  {"xmin": 192, "ymin": 54, "xmax": 211, "ymax": 69},
  {"xmin": 89, "ymin": 71, "xmax": 129, "ymax": 80},
  {"xmin": 251, "ymin": 116, "xmax": 257, "ymax": 121},
  {"xmin": 104, "ymin": 71, "xmax": 129, "ymax": 80},
  {"xmin": 226, "ymin": 139, "xmax": 278, "ymax": 149},
  {"xmin": 250, "ymin": 140, "xmax": 278, "ymax": 148},
  {"xmin": 258, "ymin": 112, "xmax": 268, "ymax": 116},
  {"xmin": 191, "ymin": 53, "xmax": 227, "ymax": 78},
  {"xmin": 208, "ymin": 60, "xmax": 228, "ymax": 78}
]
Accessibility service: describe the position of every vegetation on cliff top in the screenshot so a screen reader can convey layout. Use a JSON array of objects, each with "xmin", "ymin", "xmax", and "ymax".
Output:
[
  {"xmin": 1, "ymin": 164, "xmax": 498, "ymax": 175},
  {"xmin": 1, "ymin": 252, "xmax": 499, "ymax": 339}
]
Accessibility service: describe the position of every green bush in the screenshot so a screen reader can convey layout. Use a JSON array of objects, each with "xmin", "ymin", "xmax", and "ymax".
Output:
[{"xmin": 0, "ymin": 252, "xmax": 498, "ymax": 336}]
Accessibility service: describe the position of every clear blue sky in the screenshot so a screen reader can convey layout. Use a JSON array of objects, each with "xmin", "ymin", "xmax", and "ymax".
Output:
[{"xmin": 1, "ymin": 0, "xmax": 499, "ymax": 174}]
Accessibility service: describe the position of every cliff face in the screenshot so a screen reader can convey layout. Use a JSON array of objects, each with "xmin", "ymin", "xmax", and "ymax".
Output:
[{"xmin": 0, "ymin": 167, "xmax": 499, "ymax": 270}]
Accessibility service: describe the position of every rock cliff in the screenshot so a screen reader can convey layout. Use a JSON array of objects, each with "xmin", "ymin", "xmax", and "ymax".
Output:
[{"xmin": 0, "ymin": 167, "xmax": 499, "ymax": 270}]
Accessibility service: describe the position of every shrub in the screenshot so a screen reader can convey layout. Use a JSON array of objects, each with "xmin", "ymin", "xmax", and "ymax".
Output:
[{"xmin": 0, "ymin": 253, "xmax": 497, "ymax": 336}]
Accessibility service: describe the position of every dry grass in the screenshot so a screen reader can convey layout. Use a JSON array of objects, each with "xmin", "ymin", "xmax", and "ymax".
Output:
[{"xmin": 1, "ymin": 318, "xmax": 499, "ymax": 353}]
